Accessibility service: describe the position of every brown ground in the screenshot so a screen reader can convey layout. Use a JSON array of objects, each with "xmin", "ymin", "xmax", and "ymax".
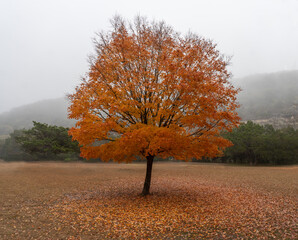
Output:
[{"xmin": 0, "ymin": 162, "xmax": 297, "ymax": 239}]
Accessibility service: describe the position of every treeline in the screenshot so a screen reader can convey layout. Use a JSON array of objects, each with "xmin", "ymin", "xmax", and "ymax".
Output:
[
  {"xmin": 0, "ymin": 121, "xmax": 297, "ymax": 165},
  {"xmin": 220, "ymin": 121, "xmax": 298, "ymax": 165}
]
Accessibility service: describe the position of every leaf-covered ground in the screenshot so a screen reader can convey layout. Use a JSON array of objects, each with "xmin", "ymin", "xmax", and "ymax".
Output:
[{"xmin": 0, "ymin": 162, "xmax": 297, "ymax": 239}]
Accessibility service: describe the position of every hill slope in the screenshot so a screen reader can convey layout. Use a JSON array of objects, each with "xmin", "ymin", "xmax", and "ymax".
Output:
[
  {"xmin": 0, "ymin": 98, "xmax": 75, "ymax": 135},
  {"xmin": 235, "ymin": 70, "xmax": 298, "ymax": 121}
]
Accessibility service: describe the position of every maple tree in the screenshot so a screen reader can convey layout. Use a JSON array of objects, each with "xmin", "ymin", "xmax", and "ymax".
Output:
[{"xmin": 68, "ymin": 16, "xmax": 240, "ymax": 195}]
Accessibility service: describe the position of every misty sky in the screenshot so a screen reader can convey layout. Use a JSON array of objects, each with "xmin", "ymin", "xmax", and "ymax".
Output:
[{"xmin": 0, "ymin": 0, "xmax": 298, "ymax": 113}]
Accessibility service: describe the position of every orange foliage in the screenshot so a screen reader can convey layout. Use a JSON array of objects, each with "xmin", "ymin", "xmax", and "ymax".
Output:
[{"xmin": 68, "ymin": 16, "xmax": 240, "ymax": 162}]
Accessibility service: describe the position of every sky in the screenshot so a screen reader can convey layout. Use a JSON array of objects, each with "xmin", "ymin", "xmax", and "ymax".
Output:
[{"xmin": 0, "ymin": 0, "xmax": 298, "ymax": 113}]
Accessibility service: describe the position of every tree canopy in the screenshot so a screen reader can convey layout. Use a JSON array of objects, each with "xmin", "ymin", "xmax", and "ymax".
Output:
[
  {"xmin": 68, "ymin": 16, "xmax": 240, "ymax": 194},
  {"xmin": 15, "ymin": 121, "xmax": 80, "ymax": 159}
]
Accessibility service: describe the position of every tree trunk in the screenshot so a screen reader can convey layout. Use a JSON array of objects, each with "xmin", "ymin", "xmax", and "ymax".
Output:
[{"xmin": 142, "ymin": 155, "xmax": 154, "ymax": 196}]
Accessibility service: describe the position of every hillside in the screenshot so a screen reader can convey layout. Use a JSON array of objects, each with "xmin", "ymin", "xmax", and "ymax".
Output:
[
  {"xmin": 0, "ymin": 98, "xmax": 75, "ymax": 135},
  {"xmin": 0, "ymin": 70, "xmax": 297, "ymax": 135},
  {"xmin": 234, "ymin": 70, "xmax": 298, "ymax": 129},
  {"xmin": 235, "ymin": 70, "xmax": 298, "ymax": 120}
]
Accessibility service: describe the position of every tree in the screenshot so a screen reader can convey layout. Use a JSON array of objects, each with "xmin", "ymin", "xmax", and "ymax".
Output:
[
  {"xmin": 68, "ymin": 16, "xmax": 240, "ymax": 195},
  {"xmin": 15, "ymin": 121, "xmax": 80, "ymax": 159}
]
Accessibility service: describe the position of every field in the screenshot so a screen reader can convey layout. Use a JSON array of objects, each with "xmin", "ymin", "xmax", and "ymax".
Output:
[{"xmin": 0, "ymin": 162, "xmax": 297, "ymax": 239}]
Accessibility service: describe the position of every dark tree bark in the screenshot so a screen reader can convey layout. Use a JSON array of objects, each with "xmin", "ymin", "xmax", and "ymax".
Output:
[{"xmin": 142, "ymin": 155, "xmax": 154, "ymax": 196}]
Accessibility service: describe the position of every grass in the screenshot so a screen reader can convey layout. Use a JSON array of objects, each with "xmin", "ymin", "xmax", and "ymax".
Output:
[{"xmin": 0, "ymin": 162, "xmax": 297, "ymax": 239}]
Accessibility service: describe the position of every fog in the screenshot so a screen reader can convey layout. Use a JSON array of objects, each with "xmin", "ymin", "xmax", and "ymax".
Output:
[{"xmin": 1, "ymin": 0, "xmax": 298, "ymax": 113}]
